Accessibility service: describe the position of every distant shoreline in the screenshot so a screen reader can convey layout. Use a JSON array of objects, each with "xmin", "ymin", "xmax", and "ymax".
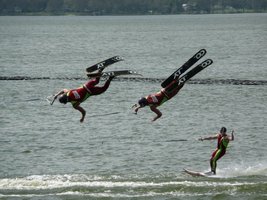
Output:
[{"xmin": 1, "ymin": 10, "xmax": 266, "ymax": 16}]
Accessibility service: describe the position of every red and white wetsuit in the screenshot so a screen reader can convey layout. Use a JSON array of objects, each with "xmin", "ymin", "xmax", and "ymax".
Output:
[
  {"xmin": 146, "ymin": 80, "xmax": 184, "ymax": 107},
  {"xmin": 67, "ymin": 77, "xmax": 111, "ymax": 107}
]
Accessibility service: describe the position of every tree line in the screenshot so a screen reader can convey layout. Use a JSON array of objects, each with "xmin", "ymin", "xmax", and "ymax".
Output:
[{"xmin": 0, "ymin": 0, "xmax": 266, "ymax": 15}]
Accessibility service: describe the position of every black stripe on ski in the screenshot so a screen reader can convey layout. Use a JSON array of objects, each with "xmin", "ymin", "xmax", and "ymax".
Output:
[
  {"xmin": 166, "ymin": 59, "xmax": 213, "ymax": 91},
  {"xmin": 86, "ymin": 56, "xmax": 124, "ymax": 73},
  {"xmin": 178, "ymin": 59, "xmax": 213, "ymax": 85},
  {"xmin": 87, "ymin": 70, "xmax": 141, "ymax": 78},
  {"xmin": 161, "ymin": 49, "xmax": 206, "ymax": 88}
]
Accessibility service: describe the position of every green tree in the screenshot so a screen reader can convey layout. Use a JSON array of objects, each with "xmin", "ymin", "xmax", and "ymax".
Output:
[
  {"xmin": 0, "ymin": 0, "xmax": 267, "ymax": 15},
  {"xmin": 46, "ymin": 0, "xmax": 64, "ymax": 12}
]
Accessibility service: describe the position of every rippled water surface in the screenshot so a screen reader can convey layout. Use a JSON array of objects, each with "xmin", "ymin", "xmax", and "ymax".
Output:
[{"xmin": 0, "ymin": 14, "xmax": 267, "ymax": 199}]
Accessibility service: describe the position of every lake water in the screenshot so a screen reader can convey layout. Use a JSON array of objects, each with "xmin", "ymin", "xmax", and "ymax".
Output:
[{"xmin": 0, "ymin": 14, "xmax": 267, "ymax": 199}]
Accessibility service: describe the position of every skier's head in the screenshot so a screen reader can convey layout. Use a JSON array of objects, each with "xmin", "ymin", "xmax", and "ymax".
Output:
[
  {"xmin": 138, "ymin": 97, "xmax": 148, "ymax": 107},
  {"xmin": 220, "ymin": 127, "xmax": 227, "ymax": 135},
  {"xmin": 59, "ymin": 94, "xmax": 68, "ymax": 104}
]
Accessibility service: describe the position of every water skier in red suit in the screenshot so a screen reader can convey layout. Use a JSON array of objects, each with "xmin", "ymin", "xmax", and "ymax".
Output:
[
  {"xmin": 53, "ymin": 74, "xmax": 114, "ymax": 123},
  {"xmin": 133, "ymin": 79, "xmax": 184, "ymax": 121},
  {"xmin": 199, "ymin": 127, "xmax": 234, "ymax": 174}
]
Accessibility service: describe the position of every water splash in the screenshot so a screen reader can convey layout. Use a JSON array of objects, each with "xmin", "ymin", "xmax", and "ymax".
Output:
[{"xmin": 217, "ymin": 163, "xmax": 267, "ymax": 178}]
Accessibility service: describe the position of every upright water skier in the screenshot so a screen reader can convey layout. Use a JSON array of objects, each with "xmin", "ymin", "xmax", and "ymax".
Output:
[
  {"xmin": 199, "ymin": 127, "xmax": 234, "ymax": 175},
  {"xmin": 132, "ymin": 79, "xmax": 184, "ymax": 121},
  {"xmin": 52, "ymin": 73, "xmax": 114, "ymax": 123}
]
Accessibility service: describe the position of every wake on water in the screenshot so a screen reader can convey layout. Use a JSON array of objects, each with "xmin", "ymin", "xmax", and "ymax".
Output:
[{"xmin": 0, "ymin": 164, "xmax": 266, "ymax": 189}]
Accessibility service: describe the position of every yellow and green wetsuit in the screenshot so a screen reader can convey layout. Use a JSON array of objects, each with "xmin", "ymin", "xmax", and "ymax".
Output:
[{"xmin": 210, "ymin": 134, "xmax": 229, "ymax": 174}]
